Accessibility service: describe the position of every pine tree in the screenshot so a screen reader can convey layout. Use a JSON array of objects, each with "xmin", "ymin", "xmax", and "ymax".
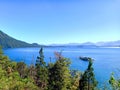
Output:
[
  {"xmin": 35, "ymin": 47, "xmax": 48, "ymax": 89},
  {"xmin": 70, "ymin": 70, "xmax": 81, "ymax": 90},
  {"xmin": 28, "ymin": 64, "xmax": 36, "ymax": 80},
  {"xmin": 79, "ymin": 58, "xmax": 98, "ymax": 90},
  {"xmin": 16, "ymin": 62, "xmax": 27, "ymax": 78},
  {"xmin": 0, "ymin": 47, "xmax": 39, "ymax": 90},
  {"xmin": 109, "ymin": 73, "xmax": 120, "ymax": 90},
  {"xmin": 48, "ymin": 52, "xmax": 71, "ymax": 90}
]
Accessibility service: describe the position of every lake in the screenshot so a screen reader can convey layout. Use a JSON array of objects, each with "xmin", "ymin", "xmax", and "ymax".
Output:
[{"xmin": 3, "ymin": 47, "xmax": 120, "ymax": 87}]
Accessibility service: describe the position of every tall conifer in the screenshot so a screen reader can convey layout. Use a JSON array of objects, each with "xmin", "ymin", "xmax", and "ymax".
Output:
[
  {"xmin": 48, "ymin": 52, "xmax": 71, "ymax": 90},
  {"xmin": 79, "ymin": 58, "xmax": 98, "ymax": 90},
  {"xmin": 35, "ymin": 47, "xmax": 48, "ymax": 89}
]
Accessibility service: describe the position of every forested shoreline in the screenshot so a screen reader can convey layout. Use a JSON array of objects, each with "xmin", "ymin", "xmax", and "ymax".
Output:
[{"xmin": 0, "ymin": 47, "xmax": 119, "ymax": 90}]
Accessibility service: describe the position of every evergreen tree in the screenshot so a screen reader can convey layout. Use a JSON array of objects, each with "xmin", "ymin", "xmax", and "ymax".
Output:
[
  {"xmin": 48, "ymin": 52, "xmax": 71, "ymax": 90},
  {"xmin": 35, "ymin": 47, "xmax": 48, "ymax": 89},
  {"xmin": 109, "ymin": 73, "xmax": 120, "ymax": 90},
  {"xmin": 28, "ymin": 64, "xmax": 36, "ymax": 81},
  {"xmin": 70, "ymin": 70, "xmax": 81, "ymax": 90},
  {"xmin": 79, "ymin": 58, "xmax": 98, "ymax": 90},
  {"xmin": 16, "ymin": 62, "xmax": 27, "ymax": 78},
  {"xmin": 0, "ymin": 47, "xmax": 39, "ymax": 90}
]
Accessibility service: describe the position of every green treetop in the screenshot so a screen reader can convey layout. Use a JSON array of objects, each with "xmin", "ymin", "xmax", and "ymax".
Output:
[
  {"xmin": 35, "ymin": 47, "xmax": 48, "ymax": 89},
  {"xmin": 48, "ymin": 52, "xmax": 71, "ymax": 90},
  {"xmin": 79, "ymin": 58, "xmax": 98, "ymax": 90}
]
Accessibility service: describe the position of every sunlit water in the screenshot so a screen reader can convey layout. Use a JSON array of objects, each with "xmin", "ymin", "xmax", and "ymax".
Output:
[{"xmin": 3, "ymin": 47, "xmax": 120, "ymax": 87}]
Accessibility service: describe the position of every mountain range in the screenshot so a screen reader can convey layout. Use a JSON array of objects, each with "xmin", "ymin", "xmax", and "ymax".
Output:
[
  {"xmin": 48, "ymin": 41, "xmax": 120, "ymax": 47},
  {"xmin": 0, "ymin": 30, "xmax": 120, "ymax": 48},
  {"xmin": 0, "ymin": 30, "xmax": 41, "ymax": 48}
]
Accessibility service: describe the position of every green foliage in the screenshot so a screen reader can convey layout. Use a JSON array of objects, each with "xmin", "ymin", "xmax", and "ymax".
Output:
[
  {"xmin": 35, "ymin": 47, "xmax": 48, "ymax": 89},
  {"xmin": 109, "ymin": 73, "xmax": 120, "ymax": 90},
  {"xmin": 70, "ymin": 70, "xmax": 81, "ymax": 90},
  {"xmin": 79, "ymin": 58, "xmax": 98, "ymax": 90},
  {"xmin": 48, "ymin": 52, "xmax": 71, "ymax": 90},
  {"xmin": 16, "ymin": 62, "xmax": 28, "ymax": 78},
  {"xmin": 0, "ymin": 47, "xmax": 100, "ymax": 90},
  {"xmin": 0, "ymin": 47, "xmax": 39, "ymax": 90},
  {"xmin": 28, "ymin": 64, "xmax": 36, "ymax": 80}
]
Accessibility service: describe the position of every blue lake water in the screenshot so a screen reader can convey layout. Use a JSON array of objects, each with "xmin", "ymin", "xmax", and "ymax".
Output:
[{"xmin": 3, "ymin": 47, "xmax": 120, "ymax": 87}]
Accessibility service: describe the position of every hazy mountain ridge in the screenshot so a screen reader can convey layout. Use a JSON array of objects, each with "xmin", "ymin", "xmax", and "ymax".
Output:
[
  {"xmin": 0, "ymin": 30, "xmax": 120, "ymax": 48},
  {"xmin": 49, "ymin": 41, "xmax": 120, "ymax": 47},
  {"xmin": 0, "ymin": 30, "xmax": 41, "ymax": 48},
  {"xmin": 96, "ymin": 41, "xmax": 120, "ymax": 47}
]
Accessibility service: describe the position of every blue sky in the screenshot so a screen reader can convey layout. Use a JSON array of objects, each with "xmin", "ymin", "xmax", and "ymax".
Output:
[{"xmin": 0, "ymin": 0, "xmax": 120, "ymax": 44}]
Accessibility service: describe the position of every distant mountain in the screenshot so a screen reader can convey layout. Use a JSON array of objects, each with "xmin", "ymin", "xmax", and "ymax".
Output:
[
  {"xmin": 1, "ymin": 30, "xmax": 120, "ymax": 48},
  {"xmin": 78, "ymin": 42, "xmax": 97, "ymax": 47},
  {"xmin": 0, "ymin": 30, "xmax": 41, "ymax": 48},
  {"xmin": 77, "ymin": 41, "xmax": 120, "ymax": 47},
  {"xmin": 96, "ymin": 41, "xmax": 120, "ymax": 47},
  {"xmin": 48, "ymin": 42, "xmax": 97, "ymax": 47},
  {"xmin": 48, "ymin": 41, "xmax": 120, "ymax": 48}
]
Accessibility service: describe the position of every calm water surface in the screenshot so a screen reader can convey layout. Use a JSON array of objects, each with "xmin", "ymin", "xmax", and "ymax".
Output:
[{"xmin": 3, "ymin": 47, "xmax": 120, "ymax": 87}]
